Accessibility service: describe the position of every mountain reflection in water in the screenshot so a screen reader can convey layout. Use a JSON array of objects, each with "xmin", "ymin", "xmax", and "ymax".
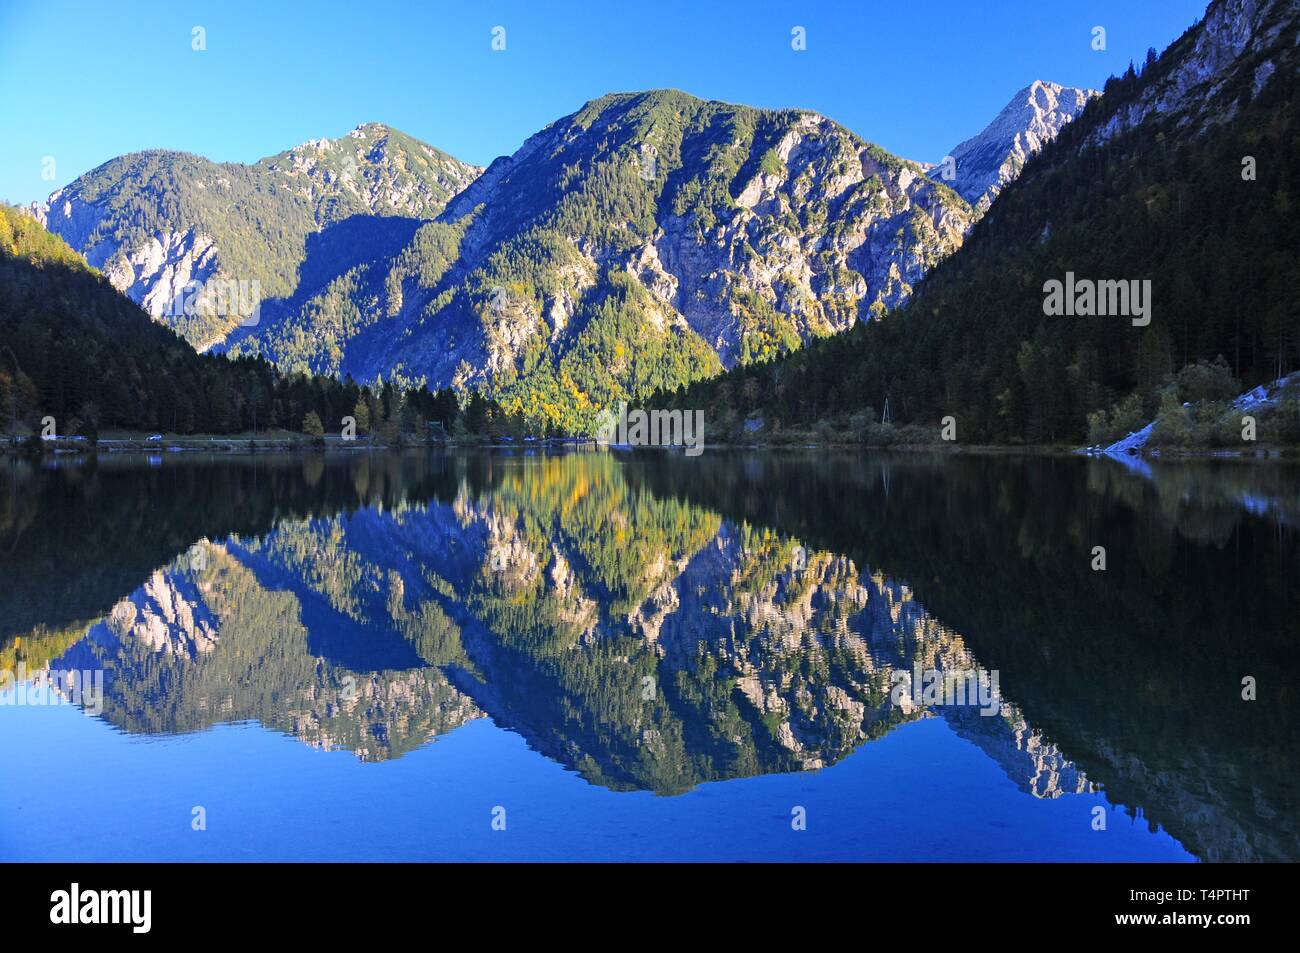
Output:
[{"xmin": 1, "ymin": 450, "xmax": 1296, "ymax": 861}]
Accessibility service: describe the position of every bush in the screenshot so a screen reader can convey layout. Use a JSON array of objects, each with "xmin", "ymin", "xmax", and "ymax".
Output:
[
  {"xmin": 1258, "ymin": 399, "xmax": 1300, "ymax": 445},
  {"xmin": 302, "ymin": 411, "xmax": 325, "ymax": 439},
  {"xmin": 1088, "ymin": 393, "xmax": 1147, "ymax": 445},
  {"xmin": 1173, "ymin": 356, "xmax": 1241, "ymax": 405},
  {"xmin": 849, "ymin": 409, "xmax": 875, "ymax": 443},
  {"xmin": 1151, "ymin": 405, "xmax": 1194, "ymax": 447},
  {"xmin": 1086, "ymin": 409, "xmax": 1111, "ymax": 446},
  {"xmin": 1109, "ymin": 393, "xmax": 1147, "ymax": 438}
]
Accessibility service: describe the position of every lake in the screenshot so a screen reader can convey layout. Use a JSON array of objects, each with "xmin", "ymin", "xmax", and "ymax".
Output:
[{"xmin": 1, "ymin": 449, "xmax": 1296, "ymax": 861}]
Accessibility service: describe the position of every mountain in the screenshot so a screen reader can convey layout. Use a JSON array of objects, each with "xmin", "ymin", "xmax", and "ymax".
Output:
[
  {"xmin": 659, "ymin": 0, "xmax": 1300, "ymax": 445},
  {"xmin": 0, "ymin": 203, "xmax": 370, "ymax": 437},
  {"xmin": 28, "ymin": 124, "xmax": 481, "ymax": 350},
  {"xmin": 930, "ymin": 80, "xmax": 1098, "ymax": 210},
  {"xmin": 226, "ymin": 89, "xmax": 975, "ymax": 432}
]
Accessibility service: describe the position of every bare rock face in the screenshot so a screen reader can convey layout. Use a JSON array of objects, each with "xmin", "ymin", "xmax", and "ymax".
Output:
[
  {"xmin": 28, "ymin": 191, "xmax": 233, "ymax": 347},
  {"xmin": 636, "ymin": 112, "xmax": 971, "ymax": 363},
  {"xmin": 103, "ymin": 230, "xmax": 224, "ymax": 338},
  {"xmin": 1089, "ymin": 0, "xmax": 1292, "ymax": 147},
  {"xmin": 930, "ymin": 80, "xmax": 1098, "ymax": 211},
  {"xmin": 105, "ymin": 568, "xmax": 220, "ymax": 659},
  {"xmin": 28, "ymin": 191, "xmax": 105, "ymax": 251}
]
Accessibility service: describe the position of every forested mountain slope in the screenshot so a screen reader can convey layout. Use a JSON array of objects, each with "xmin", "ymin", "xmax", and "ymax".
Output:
[
  {"xmin": 0, "ymin": 204, "xmax": 367, "ymax": 436},
  {"xmin": 29, "ymin": 124, "xmax": 481, "ymax": 350},
  {"xmin": 230, "ymin": 90, "xmax": 977, "ymax": 431},
  {"xmin": 656, "ymin": 0, "xmax": 1300, "ymax": 445}
]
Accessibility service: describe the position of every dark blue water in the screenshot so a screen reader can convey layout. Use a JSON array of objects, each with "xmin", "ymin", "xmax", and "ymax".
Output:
[{"xmin": 2, "ymin": 450, "xmax": 1295, "ymax": 861}]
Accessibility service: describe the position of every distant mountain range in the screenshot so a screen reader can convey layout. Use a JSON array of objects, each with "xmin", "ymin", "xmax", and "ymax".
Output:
[{"xmin": 23, "ymin": 82, "xmax": 1091, "ymax": 431}]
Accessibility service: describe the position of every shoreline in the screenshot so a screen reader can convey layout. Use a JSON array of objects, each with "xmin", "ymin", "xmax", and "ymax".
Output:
[
  {"xmin": 3, "ymin": 435, "xmax": 1295, "ymax": 461},
  {"xmin": 0, "ymin": 435, "xmax": 601, "ymax": 457}
]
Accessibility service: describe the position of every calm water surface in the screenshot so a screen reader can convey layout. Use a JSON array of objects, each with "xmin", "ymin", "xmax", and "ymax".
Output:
[{"xmin": 1, "ymin": 450, "xmax": 1296, "ymax": 861}]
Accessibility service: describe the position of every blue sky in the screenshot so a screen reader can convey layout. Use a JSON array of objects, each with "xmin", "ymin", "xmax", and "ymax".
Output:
[{"xmin": 0, "ymin": 0, "xmax": 1209, "ymax": 204}]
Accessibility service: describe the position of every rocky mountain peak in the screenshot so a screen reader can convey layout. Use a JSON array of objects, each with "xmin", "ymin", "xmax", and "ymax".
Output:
[{"xmin": 930, "ymin": 79, "xmax": 1098, "ymax": 209}]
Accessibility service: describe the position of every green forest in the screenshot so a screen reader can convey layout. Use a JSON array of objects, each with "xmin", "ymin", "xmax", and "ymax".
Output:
[
  {"xmin": 49, "ymin": 127, "xmax": 477, "ymax": 349},
  {"xmin": 0, "ymin": 203, "xmax": 518, "ymax": 443}
]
